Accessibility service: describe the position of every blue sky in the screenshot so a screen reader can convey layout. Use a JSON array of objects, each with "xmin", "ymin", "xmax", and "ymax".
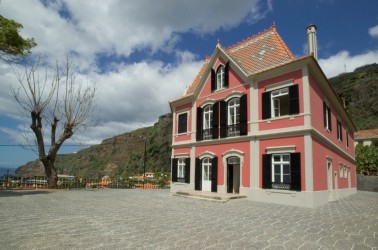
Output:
[{"xmin": 1, "ymin": 0, "xmax": 377, "ymax": 171}]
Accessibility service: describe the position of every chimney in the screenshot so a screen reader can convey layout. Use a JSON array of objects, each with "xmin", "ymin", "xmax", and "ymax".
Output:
[{"xmin": 307, "ymin": 24, "xmax": 318, "ymax": 60}]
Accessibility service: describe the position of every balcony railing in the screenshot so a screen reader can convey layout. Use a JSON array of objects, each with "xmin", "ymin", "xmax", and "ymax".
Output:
[
  {"xmin": 271, "ymin": 183, "xmax": 290, "ymax": 190},
  {"xmin": 202, "ymin": 129, "xmax": 212, "ymax": 140},
  {"xmin": 227, "ymin": 124, "xmax": 240, "ymax": 137}
]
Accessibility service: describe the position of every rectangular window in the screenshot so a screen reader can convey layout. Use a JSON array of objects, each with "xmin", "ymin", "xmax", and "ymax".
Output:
[
  {"xmin": 271, "ymin": 154, "xmax": 291, "ymax": 190},
  {"xmin": 323, "ymin": 101, "xmax": 332, "ymax": 131},
  {"xmin": 178, "ymin": 113, "xmax": 188, "ymax": 134},
  {"xmin": 262, "ymin": 85, "xmax": 299, "ymax": 120},
  {"xmin": 263, "ymin": 152, "xmax": 301, "ymax": 191},
  {"xmin": 346, "ymin": 131, "xmax": 349, "ymax": 148},
  {"xmin": 337, "ymin": 120, "xmax": 343, "ymax": 142},
  {"xmin": 271, "ymin": 88, "xmax": 289, "ymax": 117},
  {"xmin": 178, "ymin": 159, "xmax": 185, "ymax": 178}
]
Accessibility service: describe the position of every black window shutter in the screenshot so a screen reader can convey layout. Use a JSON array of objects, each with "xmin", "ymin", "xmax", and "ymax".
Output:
[
  {"xmin": 195, "ymin": 158, "xmax": 202, "ymax": 190},
  {"xmin": 224, "ymin": 62, "xmax": 229, "ymax": 88},
  {"xmin": 262, "ymin": 91, "xmax": 271, "ymax": 120},
  {"xmin": 211, "ymin": 157, "xmax": 218, "ymax": 192},
  {"xmin": 172, "ymin": 158, "xmax": 178, "ymax": 182},
  {"xmin": 288, "ymin": 85, "xmax": 299, "ymax": 115},
  {"xmin": 262, "ymin": 154, "xmax": 272, "ymax": 189},
  {"xmin": 196, "ymin": 107, "xmax": 203, "ymax": 141},
  {"xmin": 211, "ymin": 69, "xmax": 216, "ymax": 91},
  {"xmin": 240, "ymin": 94, "xmax": 248, "ymax": 135},
  {"xmin": 323, "ymin": 101, "xmax": 327, "ymax": 128},
  {"xmin": 220, "ymin": 100, "xmax": 228, "ymax": 138},
  {"xmin": 328, "ymin": 106, "xmax": 332, "ymax": 131},
  {"xmin": 212, "ymin": 102, "xmax": 219, "ymax": 139},
  {"xmin": 185, "ymin": 158, "xmax": 190, "ymax": 183},
  {"xmin": 290, "ymin": 153, "xmax": 301, "ymax": 191}
]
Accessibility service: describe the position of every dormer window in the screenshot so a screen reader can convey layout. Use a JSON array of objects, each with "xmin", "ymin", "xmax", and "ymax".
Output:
[
  {"xmin": 217, "ymin": 65, "xmax": 225, "ymax": 89},
  {"xmin": 211, "ymin": 62, "xmax": 229, "ymax": 92}
]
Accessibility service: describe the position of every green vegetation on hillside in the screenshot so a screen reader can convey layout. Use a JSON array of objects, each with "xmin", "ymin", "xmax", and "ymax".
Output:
[
  {"xmin": 17, "ymin": 114, "xmax": 173, "ymax": 179},
  {"xmin": 328, "ymin": 63, "xmax": 378, "ymax": 130}
]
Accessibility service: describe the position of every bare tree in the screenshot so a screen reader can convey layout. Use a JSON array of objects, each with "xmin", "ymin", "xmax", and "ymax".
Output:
[{"xmin": 10, "ymin": 58, "xmax": 97, "ymax": 188}]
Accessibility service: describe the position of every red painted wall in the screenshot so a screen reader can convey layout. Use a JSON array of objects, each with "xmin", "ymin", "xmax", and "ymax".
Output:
[
  {"xmin": 312, "ymin": 138, "xmax": 356, "ymax": 191},
  {"xmin": 309, "ymin": 74, "xmax": 355, "ymax": 158}
]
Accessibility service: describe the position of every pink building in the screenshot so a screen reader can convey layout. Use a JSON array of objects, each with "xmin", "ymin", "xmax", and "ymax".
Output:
[{"xmin": 169, "ymin": 24, "xmax": 356, "ymax": 207}]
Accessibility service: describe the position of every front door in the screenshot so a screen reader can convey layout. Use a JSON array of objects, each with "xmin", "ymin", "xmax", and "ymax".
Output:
[
  {"xmin": 227, "ymin": 164, "xmax": 233, "ymax": 193},
  {"xmin": 227, "ymin": 157, "xmax": 240, "ymax": 193},
  {"xmin": 202, "ymin": 159, "xmax": 212, "ymax": 191}
]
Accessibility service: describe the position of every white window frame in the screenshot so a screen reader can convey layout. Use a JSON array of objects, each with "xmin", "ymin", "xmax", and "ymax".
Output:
[
  {"xmin": 271, "ymin": 153, "xmax": 291, "ymax": 184},
  {"xmin": 177, "ymin": 112, "xmax": 188, "ymax": 134},
  {"xmin": 216, "ymin": 65, "xmax": 225, "ymax": 89},
  {"xmin": 202, "ymin": 158, "xmax": 212, "ymax": 181},
  {"xmin": 177, "ymin": 159, "xmax": 185, "ymax": 179},
  {"xmin": 203, "ymin": 105, "xmax": 213, "ymax": 130},
  {"xmin": 337, "ymin": 119, "xmax": 342, "ymax": 142},
  {"xmin": 324, "ymin": 102, "xmax": 331, "ymax": 131},
  {"xmin": 228, "ymin": 98, "xmax": 240, "ymax": 126},
  {"xmin": 271, "ymin": 87, "xmax": 289, "ymax": 118}
]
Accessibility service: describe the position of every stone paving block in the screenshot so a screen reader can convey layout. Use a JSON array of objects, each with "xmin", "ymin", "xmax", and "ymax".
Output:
[{"xmin": 0, "ymin": 189, "xmax": 377, "ymax": 249}]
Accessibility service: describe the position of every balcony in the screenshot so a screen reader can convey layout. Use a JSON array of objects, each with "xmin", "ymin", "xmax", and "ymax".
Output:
[
  {"xmin": 227, "ymin": 124, "xmax": 240, "ymax": 137},
  {"xmin": 202, "ymin": 129, "xmax": 212, "ymax": 140}
]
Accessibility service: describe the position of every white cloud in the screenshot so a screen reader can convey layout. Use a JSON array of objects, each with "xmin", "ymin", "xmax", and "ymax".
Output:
[
  {"xmin": 0, "ymin": 0, "xmax": 271, "ymax": 159},
  {"xmin": 368, "ymin": 24, "xmax": 378, "ymax": 38},
  {"xmin": 318, "ymin": 50, "xmax": 378, "ymax": 78}
]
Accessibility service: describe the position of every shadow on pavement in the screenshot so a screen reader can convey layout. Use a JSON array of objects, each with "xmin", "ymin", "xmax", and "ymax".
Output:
[{"xmin": 0, "ymin": 189, "xmax": 52, "ymax": 197}]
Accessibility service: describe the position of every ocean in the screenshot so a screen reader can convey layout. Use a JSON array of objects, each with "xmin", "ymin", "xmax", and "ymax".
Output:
[{"xmin": 0, "ymin": 168, "xmax": 17, "ymax": 177}]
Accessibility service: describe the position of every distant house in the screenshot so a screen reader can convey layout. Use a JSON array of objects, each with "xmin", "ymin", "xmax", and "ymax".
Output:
[
  {"xmin": 145, "ymin": 172, "xmax": 155, "ymax": 178},
  {"xmin": 169, "ymin": 24, "xmax": 357, "ymax": 208},
  {"xmin": 354, "ymin": 129, "xmax": 378, "ymax": 146}
]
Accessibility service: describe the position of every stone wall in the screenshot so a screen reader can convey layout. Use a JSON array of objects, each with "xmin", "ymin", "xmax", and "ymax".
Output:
[{"xmin": 357, "ymin": 174, "xmax": 378, "ymax": 192}]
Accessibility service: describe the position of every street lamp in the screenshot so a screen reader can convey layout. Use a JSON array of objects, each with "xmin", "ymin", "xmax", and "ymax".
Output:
[{"xmin": 141, "ymin": 135, "xmax": 147, "ymax": 189}]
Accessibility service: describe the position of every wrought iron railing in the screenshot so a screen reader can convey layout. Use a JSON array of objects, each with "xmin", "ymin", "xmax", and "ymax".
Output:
[
  {"xmin": 0, "ymin": 176, "xmax": 170, "ymax": 190},
  {"xmin": 271, "ymin": 183, "xmax": 290, "ymax": 190},
  {"xmin": 202, "ymin": 129, "xmax": 212, "ymax": 140},
  {"xmin": 227, "ymin": 124, "xmax": 240, "ymax": 137}
]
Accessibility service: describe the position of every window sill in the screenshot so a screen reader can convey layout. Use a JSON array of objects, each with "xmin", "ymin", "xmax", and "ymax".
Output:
[
  {"xmin": 264, "ymin": 114, "xmax": 298, "ymax": 123},
  {"xmin": 266, "ymin": 189, "xmax": 298, "ymax": 196}
]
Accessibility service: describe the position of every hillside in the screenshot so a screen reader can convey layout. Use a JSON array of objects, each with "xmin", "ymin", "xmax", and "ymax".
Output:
[
  {"xmin": 16, "ymin": 113, "xmax": 173, "ymax": 178},
  {"xmin": 328, "ymin": 63, "xmax": 378, "ymax": 130},
  {"xmin": 16, "ymin": 64, "xmax": 378, "ymax": 177}
]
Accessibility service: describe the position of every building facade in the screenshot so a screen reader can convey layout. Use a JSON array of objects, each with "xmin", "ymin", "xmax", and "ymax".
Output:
[{"xmin": 169, "ymin": 25, "xmax": 357, "ymax": 207}]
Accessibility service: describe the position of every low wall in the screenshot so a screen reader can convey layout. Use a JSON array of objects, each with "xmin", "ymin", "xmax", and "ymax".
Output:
[{"xmin": 357, "ymin": 174, "xmax": 378, "ymax": 192}]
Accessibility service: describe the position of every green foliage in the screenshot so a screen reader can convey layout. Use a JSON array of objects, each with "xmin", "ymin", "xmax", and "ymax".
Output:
[
  {"xmin": 355, "ymin": 144, "xmax": 378, "ymax": 176},
  {"xmin": 329, "ymin": 64, "xmax": 378, "ymax": 130},
  {"xmin": 0, "ymin": 15, "xmax": 36, "ymax": 61}
]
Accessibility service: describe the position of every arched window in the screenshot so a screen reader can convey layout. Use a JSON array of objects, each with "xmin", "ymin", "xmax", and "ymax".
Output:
[
  {"xmin": 202, "ymin": 158, "xmax": 212, "ymax": 181},
  {"xmin": 216, "ymin": 65, "xmax": 225, "ymax": 89},
  {"xmin": 203, "ymin": 105, "xmax": 213, "ymax": 140},
  {"xmin": 227, "ymin": 98, "xmax": 240, "ymax": 137}
]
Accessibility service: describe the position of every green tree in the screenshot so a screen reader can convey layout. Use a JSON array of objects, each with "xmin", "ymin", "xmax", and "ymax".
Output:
[
  {"xmin": 0, "ymin": 15, "xmax": 36, "ymax": 62},
  {"xmin": 355, "ymin": 144, "xmax": 378, "ymax": 176}
]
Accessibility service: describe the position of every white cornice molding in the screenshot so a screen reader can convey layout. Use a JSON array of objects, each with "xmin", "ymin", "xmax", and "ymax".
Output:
[{"xmin": 199, "ymin": 151, "xmax": 216, "ymax": 159}]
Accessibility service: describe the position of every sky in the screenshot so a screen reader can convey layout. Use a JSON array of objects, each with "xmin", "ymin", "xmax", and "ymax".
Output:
[{"xmin": 0, "ymin": 0, "xmax": 377, "ymax": 170}]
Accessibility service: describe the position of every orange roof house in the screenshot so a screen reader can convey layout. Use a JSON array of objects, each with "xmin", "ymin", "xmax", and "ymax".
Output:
[{"xmin": 169, "ymin": 24, "xmax": 357, "ymax": 208}]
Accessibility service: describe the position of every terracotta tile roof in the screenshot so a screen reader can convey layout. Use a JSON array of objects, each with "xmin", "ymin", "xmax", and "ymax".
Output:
[
  {"xmin": 354, "ymin": 129, "xmax": 378, "ymax": 140},
  {"xmin": 183, "ymin": 25, "xmax": 295, "ymax": 97},
  {"xmin": 184, "ymin": 57, "xmax": 210, "ymax": 96}
]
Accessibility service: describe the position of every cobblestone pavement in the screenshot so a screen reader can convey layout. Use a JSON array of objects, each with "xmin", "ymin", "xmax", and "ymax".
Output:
[{"xmin": 0, "ymin": 189, "xmax": 377, "ymax": 250}]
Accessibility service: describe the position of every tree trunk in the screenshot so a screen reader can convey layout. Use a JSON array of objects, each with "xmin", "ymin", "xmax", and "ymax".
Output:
[{"xmin": 42, "ymin": 159, "xmax": 58, "ymax": 188}]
